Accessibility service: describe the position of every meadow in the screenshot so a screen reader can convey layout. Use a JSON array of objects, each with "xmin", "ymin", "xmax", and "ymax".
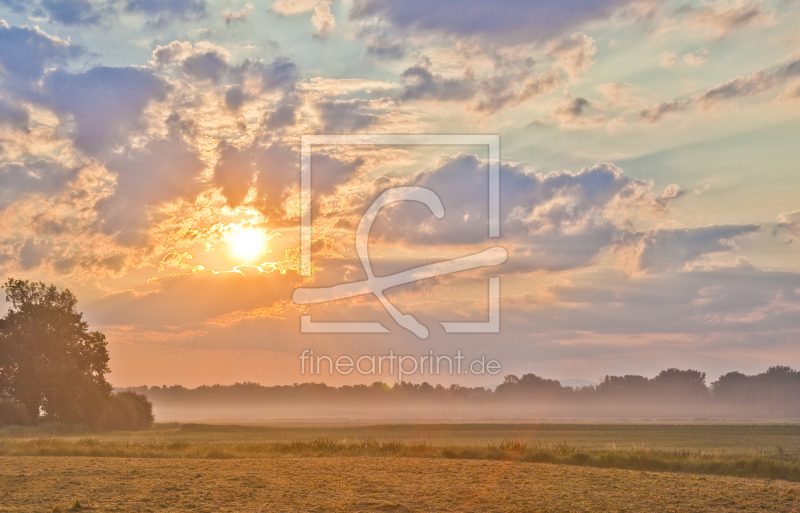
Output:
[{"xmin": 2, "ymin": 423, "xmax": 799, "ymax": 512}]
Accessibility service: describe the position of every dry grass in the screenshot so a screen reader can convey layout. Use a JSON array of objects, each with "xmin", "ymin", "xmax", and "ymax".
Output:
[
  {"xmin": 3, "ymin": 424, "xmax": 800, "ymax": 511},
  {"xmin": 1, "ymin": 437, "xmax": 799, "ymax": 482},
  {"xmin": 2, "ymin": 455, "xmax": 800, "ymax": 512}
]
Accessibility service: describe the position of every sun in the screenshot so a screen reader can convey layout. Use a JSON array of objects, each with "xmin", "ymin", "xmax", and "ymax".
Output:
[{"xmin": 228, "ymin": 228, "xmax": 267, "ymax": 262}]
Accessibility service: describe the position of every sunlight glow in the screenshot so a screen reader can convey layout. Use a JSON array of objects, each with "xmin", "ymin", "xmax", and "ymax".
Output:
[{"xmin": 228, "ymin": 228, "xmax": 267, "ymax": 262}]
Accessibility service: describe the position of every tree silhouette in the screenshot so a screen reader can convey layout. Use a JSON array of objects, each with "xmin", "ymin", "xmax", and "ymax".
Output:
[{"xmin": 0, "ymin": 278, "xmax": 112, "ymax": 425}]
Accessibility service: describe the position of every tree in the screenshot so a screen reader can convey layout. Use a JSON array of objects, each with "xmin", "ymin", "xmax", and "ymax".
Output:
[
  {"xmin": 651, "ymin": 368, "xmax": 708, "ymax": 404},
  {"xmin": 0, "ymin": 278, "xmax": 112, "ymax": 425},
  {"xmin": 101, "ymin": 391, "xmax": 154, "ymax": 431}
]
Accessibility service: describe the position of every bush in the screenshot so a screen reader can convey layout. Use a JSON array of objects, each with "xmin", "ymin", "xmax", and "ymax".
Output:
[
  {"xmin": 100, "ymin": 392, "xmax": 154, "ymax": 431},
  {"xmin": 0, "ymin": 399, "xmax": 32, "ymax": 427}
]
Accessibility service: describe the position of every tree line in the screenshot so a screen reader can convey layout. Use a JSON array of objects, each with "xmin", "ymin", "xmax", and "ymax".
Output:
[
  {"xmin": 0, "ymin": 279, "xmax": 153, "ymax": 429},
  {"xmin": 127, "ymin": 366, "xmax": 800, "ymax": 420}
]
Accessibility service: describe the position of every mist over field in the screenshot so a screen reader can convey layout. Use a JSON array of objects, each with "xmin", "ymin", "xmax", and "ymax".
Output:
[{"xmin": 123, "ymin": 366, "xmax": 800, "ymax": 422}]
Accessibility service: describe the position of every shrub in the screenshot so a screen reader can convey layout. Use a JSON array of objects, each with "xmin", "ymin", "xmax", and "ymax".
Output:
[
  {"xmin": 100, "ymin": 392, "xmax": 154, "ymax": 431},
  {"xmin": 0, "ymin": 399, "xmax": 32, "ymax": 427}
]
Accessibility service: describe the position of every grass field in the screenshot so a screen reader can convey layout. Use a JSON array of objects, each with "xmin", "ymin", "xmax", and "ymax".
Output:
[{"xmin": 2, "ymin": 423, "xmax": 799, "ymax": 512}]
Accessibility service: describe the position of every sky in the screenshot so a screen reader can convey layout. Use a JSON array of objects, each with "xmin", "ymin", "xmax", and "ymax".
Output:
[{"xmin": 1, "ymin": 0, "xmax": 800, "ymax": 388}]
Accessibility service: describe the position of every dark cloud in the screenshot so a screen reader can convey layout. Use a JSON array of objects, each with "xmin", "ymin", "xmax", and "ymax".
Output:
[
  {"xmin": 335, "ymin": 154, "xmax": 738, "ymax": 276},
  {"xmin": 18, "ymin": 237, "xmax": 50, "ymax": 270},
  {"xmin": 152, "ymin": 41, "xmax": 230, "ymax": 83},
  {"xmin": 0, "ymin": 97, "xmax": 29, "ymax": 131},
  {"xmin": 264, "ymin": 102, "xmax": 298, "ymax": 129},
  {"xmin": 641, "ymin": 57, "xmax": 800, "ymax": 122},
  {"xmin": 153, "ymin": 42, "xmax": 298, "ymax": 93},
  {"xmin": 316, "ymin": 99, "xmax": 379, "ymax": 133},
  {"xmin": 0, "ymin": 23, "xmax": 80, "ymax": 84},
  {"xmin": 212, "ymin": 140, "xmax": 297, "ymax": 215},
  {"xmin": 213, "ymin": 139, "xmax": 362, "ymax": 217},
  {"xmin": 94, "ymin": 116, "xmax": 206, "ymax": 246},
  {"xmin": 39, "ymin": 66, "xmax": 170, "ymax": 154},
  {"xmin": 399, "ymin": 63, "xmax": 476, "ymax": 102},
  {"xmin": 350, "ymin": 0, "xmax": 632, "ymax": 42},
  {"xmin": 357, "ymin": 23, "xmax": 405, "ymax": 60},
  {"xmin": 553, "ymin": 97, "xmax": 591, "ymax": 120},
  {"xmin": 30, "ymin": 213, "xmax": 71, "ymax": 236},
  {"xmin": 224, "ymin": 86, "xmax": 247, "ymax": 110},
  {"xmin": 521, "ymin": 260, "xmax": 800, "ymax": 339},
  {"xmin": 256, "ymin": 57, "xmax": 299, "ymax": 92},
  {"xmin": 397, "ymin": 33, "xmax": 593, "ymax": 112},
  {"xmin": 0, "ymin": 0, "xmax": 27, "ymax": 12},
  {"xmin": 351, "ymin": 155, "xmax": 661, "ymax": 274},
  {"xmin": 40, "ymin": 0, "xmax": 104, "ymax": 26},
  {"xmin": 369, "ymin": 155, "xmax": 643, "ymax": 246},
  {"xmin": 0, "ymin": 158, "xmax": 79, "ymax": 211},
  {"xmin": 213, "ymin": 141, "xmax": 257, "ymax": 208},
  {"xmin": 365, "ymin": 38, "xmax": 405, "ymax": 60},
  {"xmin": 124, "ymin": 0, "xmax": 207, "ymax": 28},
  {"xmin": 181, "ymin": 49, "xmax": 228, "ymax": 83}
]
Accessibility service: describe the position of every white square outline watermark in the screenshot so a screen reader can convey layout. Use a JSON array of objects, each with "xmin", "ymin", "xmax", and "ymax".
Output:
[{"xmin": 297, "ymin": 134, "xmax": 501, "ymax": 336}]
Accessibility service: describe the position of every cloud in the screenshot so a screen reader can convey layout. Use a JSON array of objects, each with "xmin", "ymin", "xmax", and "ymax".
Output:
[
  {"xmin": 224, "ymin": 86, "xmax": 248, "ymax": 110},
  {"xmin": 660, "ymin": 49, "xmax": 708, "ymax": 69},
  {"xmin": 0, "ymin": 158, "xmax": 79, "ymax": 212},
  {"xmin": 18, "ymin": 237, "xmax": 50, "ymax": 270},
  {"xmin": 683, "ymin": 49, "xmax": 707, "ymax": 67},
  {"xmin": 39, "ymin": 0, "xmax": 105, "ymax": 26},
  {"xmin": 38, "ymin": 66, "xmax": 170, "ymax": 154},
  {"xmin": 271, "ymin": 0, "xmax": 335, "ymax": 37},
  {"xmin": 549, "ymin": 97, "xmax": 610, "ymax": 128},
  {"xmin": 396, "ymin": 33, "xmax": 594, "ymax": 112},
  {"xmin": 213, "ymin": 139, "xmax": 363, "ymax": 216},
  {"xmin": 349, "ymin": 0, "xmax": 635, "ymax": 43},
  {"xmin": 222, "ymin": 3, "xmax": 253, "ymax": 25},
  {"xmin": 778, "ymin": 79, "xmax": 800, "ymax": 101},
  {"xmin": 399, "ymin": 63, "xmax": 476, "ymax": 103},
  {"xmin": 94, "ymin": 114, "xmax": 206, "ymax": 246},
  {"xmin": 775, "ymin": 211, "xmax": 800, "ymax": 243},
  {"xmin": 182, "ymin": 48, "xmax": 229, "ymax": 83},
  {"xmin": 316, "ymin": 98, "xmax": 381, "ymax": 133},
  {"xmin": 153, "ymin": 41, "xmax": 298, "ymax": 93},
  {"xmin": 0, "ymin": 97, "xmax": 29, "ymax": 131},
  {"xmin": 361, "ymin": 155, "xmax": 660, "ymax": 261},
  {"xmin": 0, "ymin": 23, "xmax": 80, "ymax": 85},
  {"xmin": 641, "ymin": 56, "xmax": 800, "ymax": 122},
  {"xmin": 547, "ymin": 32, "xmax": 597, "ymax": 80},
  {"xmin": 255, "ymin": 57, "xmax": 299, "ymax": 92},
  {"xmin": 0, "ymin": 0, "xmax": 27, "ymax": 13},
  {"xmin": 596, "ymin": 82, "xmax": 634, "ymax": 104},
  {"xmin": 124, "ymin": 0, "xmax": 207, "ymax": 27},
  {"xmin": 623, "ymin": 224, "xmax": 760, "ymax": 273},
  {"xmin": 357, "ymin": 19, "xmax": 405, "ymax": 60},
  {"xmin": 264, "ymin": 97, "xmax": 299, "ymax": 129},
  {"xmin": 152, "ymin": 41, "xmax": 229, "ymax": 83},
  {"xmin": 213, "ymin": 141, "xmax": 258, "ymax": 208},
  {"xmin": 659, "ymin": 51, "xmax": 678, "ymax": 67},
  {"xmin": 87, "ymin": 269, "xmax": 301, "ymax": 329},
  {"xmin": 678, "ymin": 0, "xmax": 773, "ymax": 37},
  {"xmin": 519, "ymin": 260, "xmax": 800, "ymax": 338}
]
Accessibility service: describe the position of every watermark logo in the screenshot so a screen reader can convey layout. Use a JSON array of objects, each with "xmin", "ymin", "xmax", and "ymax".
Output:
[
  {"xmin": 299, "ymin": 349, "xmax": 501, "ymax": 381},
  {"xmin": 292, "ymin": 135, "xmax": 505, "ymax": 339}
]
